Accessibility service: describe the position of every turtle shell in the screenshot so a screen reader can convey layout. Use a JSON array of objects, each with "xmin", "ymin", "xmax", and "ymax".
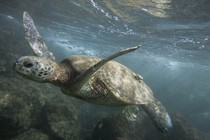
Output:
[{"xmin": 61, "ymin": 55, "xmax": 155, "ymax": 106}]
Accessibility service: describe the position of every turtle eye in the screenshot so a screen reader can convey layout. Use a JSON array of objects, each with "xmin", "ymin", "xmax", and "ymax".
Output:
[{"xmin": 23, "ymin": 61, "xmax": 33, "ymax": 68}]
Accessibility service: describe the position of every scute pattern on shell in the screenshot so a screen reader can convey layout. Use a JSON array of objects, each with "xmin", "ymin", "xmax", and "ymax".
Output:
[
  {"xmin": 89, "ymin": 61, "xmax": 155, "ymax": 105},
  {"xmin": 64, "ymin": 55, "xmax": 155, "ymax": 105}
]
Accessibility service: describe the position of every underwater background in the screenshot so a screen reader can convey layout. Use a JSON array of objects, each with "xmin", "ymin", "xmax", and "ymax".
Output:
[{"xmin": 0, "ymin": 0, "xmax": 210, "ymax": 139}]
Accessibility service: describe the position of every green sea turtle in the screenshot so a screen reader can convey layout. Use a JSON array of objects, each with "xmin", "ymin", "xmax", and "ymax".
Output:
[{"xmin": 14, "ymin": 12, "xmax": 172, "ymax": 133}]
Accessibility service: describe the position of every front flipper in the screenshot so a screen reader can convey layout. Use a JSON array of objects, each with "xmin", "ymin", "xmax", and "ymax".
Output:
[
  {"xmin": 122, "ymin": 105, "xmax": 139, "ymax": 121},
  {"xmin": 71, "ymin": 45, "xmax": 141, "ymax": 93},
  {"xmin": 142, "ymin": 99, "xmax": 173, "ymax": 133},
  {"xmin": 23, "ymin": 11, "xmax": 55, "ymax": 61}
]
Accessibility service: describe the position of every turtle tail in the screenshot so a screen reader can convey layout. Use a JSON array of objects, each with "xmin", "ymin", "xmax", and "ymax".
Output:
[{"xmin": 142, "ymin": 99, "xmax": 173, "ymax": 133}]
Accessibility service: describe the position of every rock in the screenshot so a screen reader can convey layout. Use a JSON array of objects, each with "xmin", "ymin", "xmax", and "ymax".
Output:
[
  {"xmin": 11, "ymin": 128, "xmax": 49, "ymax": 140},
  {"xmin": 169, "ymin": 113, "xmax": 206, "ymax": 140},
  {"xmin": 36, "ymin": 96, "xmax": 80, "ymax": 140},
  {"xmin": 0, "ymin": 59, "xmax": 6, "ymax": 72},
  {"xmin": 0, "ymin": 76, "xmax": 81, "ymax": 140},
  {"xmin": 79, "ymin": 103, "xmax": 116, "ymax": 140},
  {"xmin": 92, "ymin": 111, "xmax": 207, "ymax": 140},
  {"xmin": 0, "ymin": 77, "xmax": 46, "ymax": 138},
  {"xmin": 92, "ymin": 112, "xmax": 134, "ymax": 140}
]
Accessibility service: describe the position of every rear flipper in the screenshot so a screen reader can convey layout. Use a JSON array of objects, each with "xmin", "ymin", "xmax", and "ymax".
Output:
[
  {"xmin": 123, "ymin": 105, "xmax": 139, "ymax": 121},
  {"xmin": 142, "ymin": 99, "xmax": 173, "ymax": 133}
]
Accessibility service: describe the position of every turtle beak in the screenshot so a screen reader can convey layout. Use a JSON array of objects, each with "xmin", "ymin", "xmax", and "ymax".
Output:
[
  {"xmin": 13, "ymin": 60, "xmax": 18, "ymax": 68},
  {"xmin": 13, "ymin": 60, "xmax": 21, "ymax": 71}
]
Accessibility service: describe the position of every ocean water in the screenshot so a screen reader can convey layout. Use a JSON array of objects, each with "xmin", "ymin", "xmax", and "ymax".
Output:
[{"xmin": 0, "ymin": 0, "xmax": 210, "ymax": 140}]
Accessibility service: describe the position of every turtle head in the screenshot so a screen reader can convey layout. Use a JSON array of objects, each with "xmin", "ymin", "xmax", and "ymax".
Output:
[{"xmin": 14, "ymin": 56, "xmax": 56, "ymax": 82}]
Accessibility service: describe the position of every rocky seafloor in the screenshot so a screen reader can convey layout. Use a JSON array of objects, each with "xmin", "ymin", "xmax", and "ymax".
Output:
[
  {"xmin": 0, "ymin": 76, "xmax": 80, "ymax": 140},
  {"xmin": 0, "ymin": 75, "xmax": 207, "ymax": 140},
  {"xmin": 0, "ymin": 27, "xmax": 207, "ymax": 140}
]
